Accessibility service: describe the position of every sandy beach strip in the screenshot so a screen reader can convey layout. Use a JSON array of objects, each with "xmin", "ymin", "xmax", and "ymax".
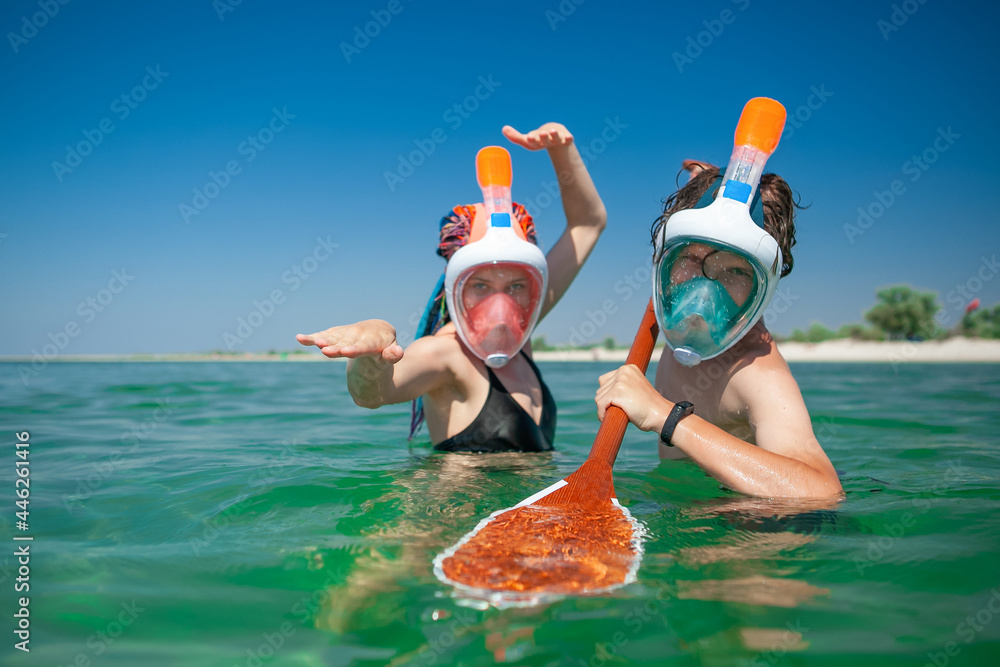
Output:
[
  {"xmin": 532, "ymin": 338, "xmax": 1000, "ymax": 363},
  {"xmin": 2, "ymin": 338, "xmax": 999, "ymax": 364}
]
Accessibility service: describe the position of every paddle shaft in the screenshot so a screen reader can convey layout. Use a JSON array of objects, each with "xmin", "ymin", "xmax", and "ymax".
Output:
[
  {"xmin": 434, "ymin": 300, "xmax": 661, "ymax": 597},
  {"xmin": 589, "ymin": 298, "xmax": 660, "ymax": 468}
]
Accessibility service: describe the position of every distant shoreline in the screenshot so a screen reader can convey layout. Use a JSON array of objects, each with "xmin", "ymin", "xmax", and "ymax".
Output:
[
  {"xmin": 530, "ymin": 338, "xmax": 1000, "ymax": 363},
  {"xmin": 2, "ymin": 338, "xmax": 1000, "ymax": 363}
]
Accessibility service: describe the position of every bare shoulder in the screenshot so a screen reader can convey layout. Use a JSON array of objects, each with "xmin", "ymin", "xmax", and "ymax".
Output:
[
  {"xmin": 727, "ymin": 325, "xmax": 799, "ymax": 396},
  {"xmin": 406, "ymin": 326, "xmax": 461, "ymax": 356},
  {"xmin": 413, "ymin": 325, "xmax": 490, "ymax": 409},
  {"xmin": 403, "ymin": 326, "xmax": 466, "ymax": 375},
  {"xmin": 729, "ymin": 329, "xmax": 838, "ymax": 472}
]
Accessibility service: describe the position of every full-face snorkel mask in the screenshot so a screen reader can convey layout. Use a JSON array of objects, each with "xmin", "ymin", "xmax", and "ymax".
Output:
[
  {"xmin": 445, "ymin": 147, "xmax": 548, "ymax": 368},
  {"xmin": 653, "ymin": 97, "xmax": 787, "ymax": 367}
]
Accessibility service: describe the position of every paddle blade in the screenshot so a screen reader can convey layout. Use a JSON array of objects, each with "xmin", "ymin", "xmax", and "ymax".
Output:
[
  {"xmin": 433, "ymin": 480, "xmax": 645, "ymax": 607},
  {"xmin": 433, "ymin": 300, "xmax": 660, "ymax": 606}
]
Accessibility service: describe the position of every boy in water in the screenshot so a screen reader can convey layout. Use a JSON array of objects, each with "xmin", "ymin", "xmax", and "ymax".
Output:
[{"xmin": 595, "ymin": 161, "xmax": 843, "ymax": 499}]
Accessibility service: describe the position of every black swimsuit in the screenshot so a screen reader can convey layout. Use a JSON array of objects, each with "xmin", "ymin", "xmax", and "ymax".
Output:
[{"xmin": 433, "ymin": 354, "xmax": 556, "ymax": 453}]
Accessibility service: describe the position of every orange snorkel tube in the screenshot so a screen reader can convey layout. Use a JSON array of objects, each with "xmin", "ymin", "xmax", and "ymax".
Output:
[{"xmin": 471, "ymin": 146, "xmax": 527, "ymax": 243}]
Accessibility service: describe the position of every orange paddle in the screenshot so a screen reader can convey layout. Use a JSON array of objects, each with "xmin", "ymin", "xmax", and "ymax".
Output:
[{"xmin": 434, "ymin": 299, "xmax": 660, "ymax": 607}]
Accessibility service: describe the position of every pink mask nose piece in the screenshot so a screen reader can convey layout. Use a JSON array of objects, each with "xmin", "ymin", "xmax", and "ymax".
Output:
[{"xmin": 465, "ymin": 293, "xmax": 527, "ymax": 346}]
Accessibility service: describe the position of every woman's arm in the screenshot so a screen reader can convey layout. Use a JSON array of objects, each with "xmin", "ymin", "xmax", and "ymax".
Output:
[{"xmin": 502, "ymin": 123, "xmax": 607, "ymax": 319}]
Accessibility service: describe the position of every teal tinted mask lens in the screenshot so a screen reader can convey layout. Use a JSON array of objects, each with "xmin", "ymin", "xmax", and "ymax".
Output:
[
  {"xmin": 653, "ymin": 240, "xmax": 768, "ymax": 365},
  {"xmin": 661, "ymin": 276, "xmax": 740, "ymax": 345}
]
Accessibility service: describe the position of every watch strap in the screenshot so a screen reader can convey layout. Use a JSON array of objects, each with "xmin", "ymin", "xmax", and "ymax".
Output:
[{"xmin": 659, "ymin": 401, "xmax": 694, "ymax": 447}]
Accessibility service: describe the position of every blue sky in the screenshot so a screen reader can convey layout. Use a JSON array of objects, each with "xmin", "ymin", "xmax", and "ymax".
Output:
[{"xmin": 2, "ymin": 0, "xmax": 999, "ymax": 355}]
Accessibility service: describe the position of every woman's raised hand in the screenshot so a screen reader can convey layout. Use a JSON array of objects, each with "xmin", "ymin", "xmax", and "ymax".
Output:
[{"xmin": 502, "ymin": 123, "xmax": 574, "ymax": 151}]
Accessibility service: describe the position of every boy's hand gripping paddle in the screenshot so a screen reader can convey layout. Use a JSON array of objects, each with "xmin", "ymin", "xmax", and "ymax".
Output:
[{"xmin": 433, "ymin": 299, "xmax": 660, "ymax": 607}]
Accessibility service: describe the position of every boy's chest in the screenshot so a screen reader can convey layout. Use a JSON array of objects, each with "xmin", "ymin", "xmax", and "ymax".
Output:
[{"xmin": 655, "ymin": 360, "xmax": 755, "ymax": 442}]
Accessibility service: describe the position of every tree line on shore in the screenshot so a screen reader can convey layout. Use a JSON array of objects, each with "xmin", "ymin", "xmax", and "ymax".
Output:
[
  {"xmin": 780, "ymin": 285, "xmax": 997, "ymax": 343},
  {"xmin": 533, "ymin": 285, "xmax": 999, "ymax": 350}
]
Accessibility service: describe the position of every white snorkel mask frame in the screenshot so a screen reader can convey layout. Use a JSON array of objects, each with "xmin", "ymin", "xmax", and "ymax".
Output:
[
  {"xmin": 653, "ymin": 97, "xmax": 787, "ymax": 366},
  {"xmin": 445, "ymin": 147, "xmax": 548, "ymax": 368}
]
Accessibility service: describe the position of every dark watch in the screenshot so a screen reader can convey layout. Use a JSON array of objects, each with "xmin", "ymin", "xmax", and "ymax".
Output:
[{"xmin": 659, "ymin": 401, "xmax": 694, "ymax": 447}]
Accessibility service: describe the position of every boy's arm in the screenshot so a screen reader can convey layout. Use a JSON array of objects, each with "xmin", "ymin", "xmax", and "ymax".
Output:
[
  {"xmin": 296, "ymin": 320, "xmax": 455, "ymax": 408},
  {"xmin": 595, "ymin": 364, "xmax": 843, "ymax": 499},
  {"xmin": 502, "ymin": 124, "xmax": 607, "ymax": 320}
]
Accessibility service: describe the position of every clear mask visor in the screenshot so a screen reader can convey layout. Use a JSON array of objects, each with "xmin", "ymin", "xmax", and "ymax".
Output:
[
  {"xmin": 654, "ymin": 240, "xmax": 765, "ymax": 365},
  {"xmin": 453, "ymin": 262, "xmax": 544, "ymax": 367}
]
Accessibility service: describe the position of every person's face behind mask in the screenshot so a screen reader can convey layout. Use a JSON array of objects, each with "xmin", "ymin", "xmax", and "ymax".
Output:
[
  {"xmin": 656, "ymin": 241, "xmax": 762, "ymax": 365},
  {"xmin": 455, "ymin": 263, "xmax": 543, "ymax": 367}
]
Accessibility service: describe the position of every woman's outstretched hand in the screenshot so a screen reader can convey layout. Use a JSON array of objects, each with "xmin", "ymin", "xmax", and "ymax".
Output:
[
  {"xmin": 502, "ymin": 123, "xmax": 574, "ymax": 151},
  {"xmin": 296, "ymin": 319, "xmax": 404, "ymax": 363}
]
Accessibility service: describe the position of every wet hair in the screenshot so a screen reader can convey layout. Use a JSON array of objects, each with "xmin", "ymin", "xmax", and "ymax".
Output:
[{"xmin": 651, "ymin": 165, "xmax": 803, "ymax": 278}]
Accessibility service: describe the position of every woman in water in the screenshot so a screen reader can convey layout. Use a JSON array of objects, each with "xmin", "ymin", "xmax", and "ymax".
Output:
[{"xmin": 297, "ymin": 122, "xmax": 606, "ymax": 452}]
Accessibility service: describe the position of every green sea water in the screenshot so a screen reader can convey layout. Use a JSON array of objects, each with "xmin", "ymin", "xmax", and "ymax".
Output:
[{"xmin": 1, "ymin": 361, "xmax": 999, "ymax": 666}]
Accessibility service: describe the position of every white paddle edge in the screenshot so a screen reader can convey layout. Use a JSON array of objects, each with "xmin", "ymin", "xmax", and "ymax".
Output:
[{"xmin": 432, "ymin": 478, "xmax": 648, "ymax": 609}]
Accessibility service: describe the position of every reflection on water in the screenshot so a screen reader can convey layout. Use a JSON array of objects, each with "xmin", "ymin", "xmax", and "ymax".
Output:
[
  {"xmin": 7, "ymin": 361, "xmax": 1000, "ymax": 665},
  {"xmin": 316, "ymin": 452, "xmax": 560, "ymax": 633},
  {"xmin": 677, "ymin": 575, "xmax": 829, "ymax": 608},
  {"xmin": 319, "ymin": 452, "xmax": 843, "ymax": 634}
]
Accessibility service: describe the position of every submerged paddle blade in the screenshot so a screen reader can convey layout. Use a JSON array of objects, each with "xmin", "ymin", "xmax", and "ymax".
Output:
[
  {"xmin": 434, "ymin": 300, "xmax": 659, "ymax": 607},
  {"xmin": 433, "ymin": 478, "xmax": 646, "ymax": 607}
]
